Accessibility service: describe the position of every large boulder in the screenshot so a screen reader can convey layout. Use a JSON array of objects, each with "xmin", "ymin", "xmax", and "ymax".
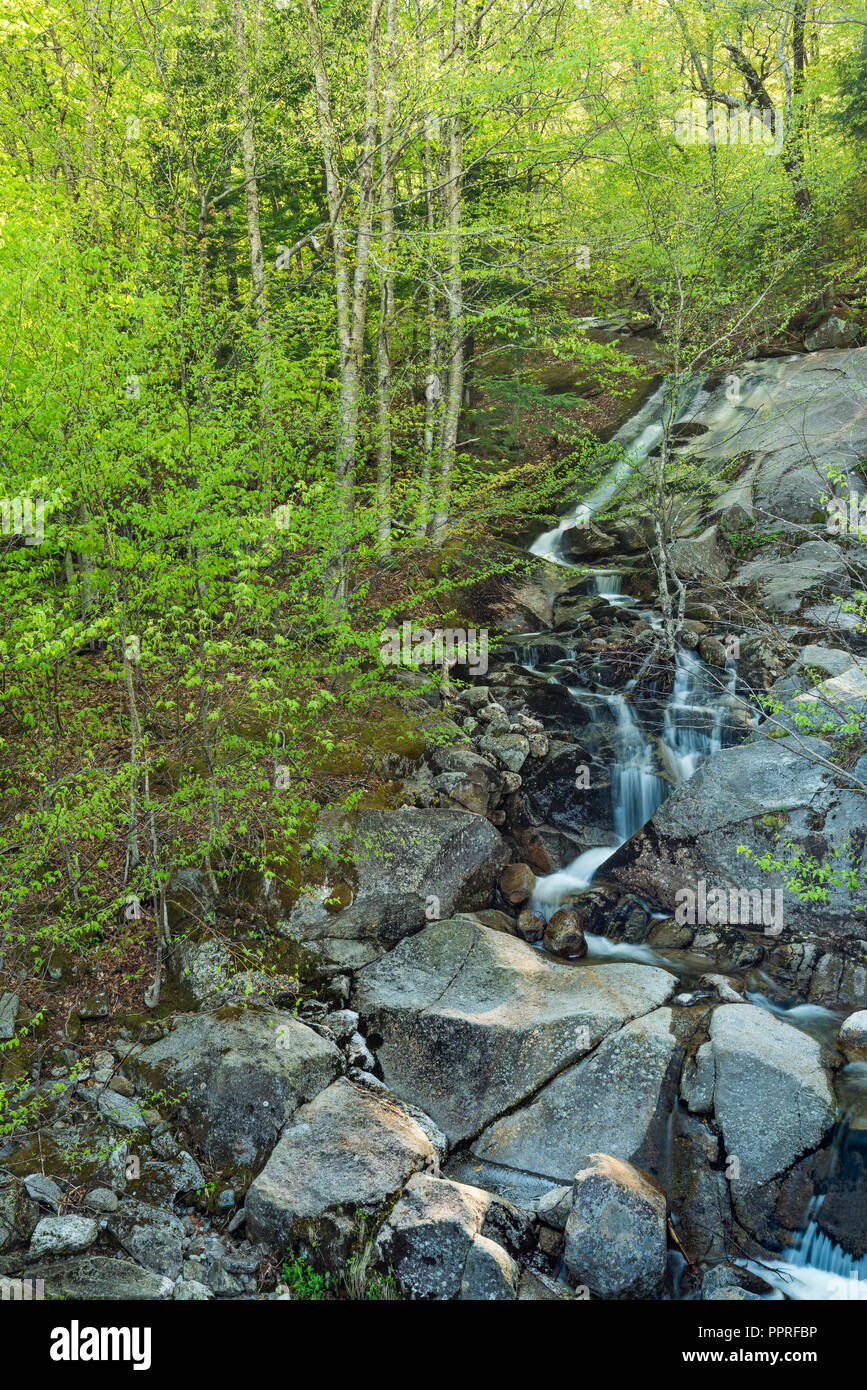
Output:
[
  {"xmin": 472, "ymin": 1007, "xmax": 681, "ymax": 1183},
  {"xmin": 23, "ymin": 1254, "xmax": 174, "ymax": 1300},
  {"xmin": 731, "ymin": 540, "xmax": 850, "ymax": 616},
  {"xmin": 564, "ymin": 1154, "xmax": 667, "ymax": 1299},
  {"xmin": 281, "ymin": 808, "xmax": 509, "ymax": 970},
  {"xmin": 375, "ymin": 1172, "xmax": 529, "ymax": 1301},
  {"xmin": 127, "ymin": 1009, "xmax": 341, "ymax": 1170},
  {"xmin": 708, "ymin": 1004, "xmax": 836, "ymax": 1235},
  {"xmin": 245, "ymin": 1079, "xmax": 437, "ymax": 1266},
  {"xmin": 685, "ymin": 349, "xmax": 867, "ymax": 525},
  {"xmin": 353, "ymin": 916, "xmax": 676, "ymax": 1143}
]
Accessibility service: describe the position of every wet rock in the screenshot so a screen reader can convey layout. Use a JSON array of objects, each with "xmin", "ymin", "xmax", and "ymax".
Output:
[
  {"xmin": 514, "ymin": 907, "xmax": 546, "ymax": 942},
  {"xmin": 128, "ymin": 1010, "xmax": 340, "ymax": 1170},
  {"xmin": 543, "ymin": 907, "xmax": 587, "ymax": 958},
  {"xmin": 245, "ymin": 1078, "xmax": 436, "ymax": 1267},
  {"xmin": 839, "ymin": 1010, "xmax": 867, "ymax": 1062},
  {"xmin": 681, "ymin": 1041, "xmax": 715, "ymax": 1115},
  {"xmin": 564, "ymin": 1154, "xmax": 667, "ymax": 1299},
  {"xmin": 354, "ymin": 916, "xmax": 676, "ymax": 1144},
  {"xmin": 499, "ymin": 863, "xmax": 536, "ymax": 906}
]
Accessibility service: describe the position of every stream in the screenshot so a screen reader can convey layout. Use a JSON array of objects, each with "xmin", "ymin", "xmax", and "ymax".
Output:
[{"xmin": 517, "ymin": 373, "xmax": 866, "ymax": 1300}]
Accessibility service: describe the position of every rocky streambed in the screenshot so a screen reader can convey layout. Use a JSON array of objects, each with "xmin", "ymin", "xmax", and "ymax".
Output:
[{"xmin": 3, "ymin": 345, "xmax": 867, "ymax": 1302}]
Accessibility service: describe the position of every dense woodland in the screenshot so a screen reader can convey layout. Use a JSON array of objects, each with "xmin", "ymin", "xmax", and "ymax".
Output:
[{"xmin": 2, "ymin": 0, "xmax": 867, "ymax": 1138}]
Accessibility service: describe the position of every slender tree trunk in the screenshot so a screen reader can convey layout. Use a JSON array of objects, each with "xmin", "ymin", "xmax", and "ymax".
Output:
[
  {"xmin": 375, "ymin": 0, "xmax": 397, "ymax": 551},
  {"xmin": 431, "ymin": 4, "xmax": 465, "ymax": 546}
]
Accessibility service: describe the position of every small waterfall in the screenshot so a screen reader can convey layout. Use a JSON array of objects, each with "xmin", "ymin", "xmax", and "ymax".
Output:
[
  {"xmin": 607, "ymin": 691, "xmax": 667, "ymax": 841},
  {"xmin": 661, "ymin": 649, "xmax": 738, "ymax": 784}
]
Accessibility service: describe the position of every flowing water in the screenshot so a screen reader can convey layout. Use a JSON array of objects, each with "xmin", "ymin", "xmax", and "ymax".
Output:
[{"xmin": 520, "ymin": 368, "xmax": 863, "ymax": 1300}]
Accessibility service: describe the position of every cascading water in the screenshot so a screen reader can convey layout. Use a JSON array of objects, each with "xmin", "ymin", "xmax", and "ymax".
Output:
[{"xmin": 520, "ymin": 369, "xmax": 863, "ymax": 1300}]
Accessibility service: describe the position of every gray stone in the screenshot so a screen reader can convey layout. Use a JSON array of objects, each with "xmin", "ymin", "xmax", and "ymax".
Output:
[
  {"xmin": 354, "ymin": 917, "xmax": 676, "ymax": 1144},
  {"xmin": 564, "ymin": 1154, "xmax": 667, "ymax": 1299},
  {"xmin": 25, "ymin": 1254, "xmax": 174, "ymax": 1300},
  {"xmin": 0, "ymin": 992, "xmax": 18, "ymax": 1041},
  {"xmin": 839, "ymin": 1010, "xmax": 867, "ymax": 1062},
  {"xmin": 0, "ymin": 1179, "xmax": 39, "ymax": 1251},
  {"xmin": 208, "ymin": 1261, "xmax": 243, "ymax": 1296},
  {"xmin": 681, "ymin": 1041, "xmax": 715, "ymax": 1115},
  {"xmin": 473, "ymin": 1008, "xmax": 681, "ymax": 1183},
  {"xmin": 29, "ymin": 1215, "xmax": 98, "ymax": 1258},
  {"xmin": 174, "ymin": 1278, "xmax": 213, "ymax": 1300},
  {"xmin": 84, "ymin": 1187, "xmax": 119, "ymax": 1213},
  {"xmin": 535, "ymin": 1185, "xmax": 572, "ymax": 1231},
  {"xmin": 459, "ymin": 1233, "xmax": 519, "ymax": 1300},
  {"xmin": 246, "ymin": 1078, "xmax": 436, "ymax": 1267},
  {"xmin": 22, "ymin": 1174, "xmax": 62, "ymax": 1211},
  {"xmin": 96, "ymin": 1090, "xmax": 147, "ymax": 1132},
  {"xmin": 709, "ymin": 1004, "xmax": 835, "ymax": 1230},
  {"xmin": 169, "ymin": 936, "xmax": 233, "ymax": 1005},
  {"xmin": 128, "ymin": 1009, "xmax": 340, "ymax": 1169},
  {"xmin": 105, "ymin": 1200, "xmax": 185, "ymax": 1278},
  {"xmin": 280, "ymin": 807, "xmax": 509, "ymax": 968}
]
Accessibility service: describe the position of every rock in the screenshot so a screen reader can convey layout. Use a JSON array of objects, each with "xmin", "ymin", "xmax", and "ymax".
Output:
[
  {"xmin": 685, "ymin": 350, "xmax": 867, "ymax": 525},
  {"xmin": 25, "ymin": 1254, "xmax": 174, "ymax": 1300},
  {"xmin": 605, "ymin": 732, "xmax": 866, "ymax": 964},
  {"xmin": 839, "ymin": 1010, "xmax": 867, "ymax": 1062},
  {"xmin": 375, "ymin": 1171, "xmax": 528, "ymax": 1300},
  {"xmin": 515, "ymin": 908, "xmax": 546, "ymax": 941},
  {"xmin": 105, "ymin": 1201, "xmax": 185, "ymax": 1278},
  {"xmin": 208, "ymin": 1261, "xmax": 243, "ymax": 1296},
  {"xmin": 731, "ymin": 539, "xmax": 849, "ymax": 616},
  {"xmin": 499, "ymin": 863, "xmax": 535, "ymax": 906},
  {"xmin": 478, "ymin": 729, "xmax": 530, "ymax": 772},
  {"xmin": 324, "ymin": 1009, "xmax": 359, "ymax": 1044},
  {"xmin": 468, "ymin": 909, "xmax": 518, "ymax": 935},
  {"xmin": 670, "ymin": 525, "xmax": 730, "ymax": 583},
  {"xmin": 804, "ymin": 315, "xmax": 860, "ymax": 351},
  {"xmin": 108, "ymin": 1075, "xmax": 135, "ymax": 1098},
  {"xmin": 96, "ymin": 1090, "xmax": 147, "ymax": 1133},
  {"xmin": 535, "ymin": 1185, "xmax": 572, "ymax": 1231},
  {"xmin": 128, "ymin": 1009, "xmax": 340, "ymax": 1170},
  {"xmin": 22, "ymin": 1174, "xmax": 62, "ymax": 1211},
  {"xmin": 353, "ymin": 916, "xmax": 676, "ymax": 1143},
  {"xmin": 168, "ymin": 936, "xmax": 233, "ymax": 1004},
  {"xmin": 709, "ymin": 1004, "xmax": 836, "ymax": 1233},
  {"xmin": 174, "ymin": 1278, "xmax": 213, "ymax": 1300},
  {"xmin": 0, "ymin": 992, "xmax": 18, "ymax": 1041},
  {"xmin": 681, "ymin": 1042, "xmax": 715, "ymax": 1115},
  {"xmin": 543, "ymin": 907, "xmax": 587, "ymax": 958},
  {"xmin": 79, "ymin": 991, "xmax": 109, "ymax": 1020},
  {"xmin": 473, "ymin": 1007, "xmax": 681, "ymax": 1183},
  {"xmin": 245, "ymin": 1078, "xmax": 436, "ymax": 1267},
  {"xmin": 428, "ymin": 745, "xmax": 503, "ymax": 816},
  {"xmin": 701, "ymin": 1262, "xmax": 775, "ymax": 1299},
  {"xmin": 459, "ymin": 1233, "xmax": 519, "ymax": 1300},
  {"xmin": 29, "ymin": 1215, "xmax": 98, "ymax": 1259},
  {"xmin": 698, "ymin": 635, "xmax": 728, "ymax": 668},
  {"xmin": 564, "ymin": 1154, "xmax": 666, "ymax": 1299},
  {"xmin": 84, "ymin": 1188, "xmax": 119, "ymax": 1213},
  {"xmin": 518, "ymin": 1268, "xmax": 578, "ymax": 1300},
  {"xmin": 0, "ymin": 1179, "xmax": 39, "ymax": 1252},
  {"xmin": 346, "ymin": 1031, "xmax": 376, "ymax": 1071},
  {"xmin": 281, "ymin": 807, "xmax": 509, "ymax": 969},
  {"xmin": 701, "ymin": 973, "xmax": 744, "ymax": 1004}
]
